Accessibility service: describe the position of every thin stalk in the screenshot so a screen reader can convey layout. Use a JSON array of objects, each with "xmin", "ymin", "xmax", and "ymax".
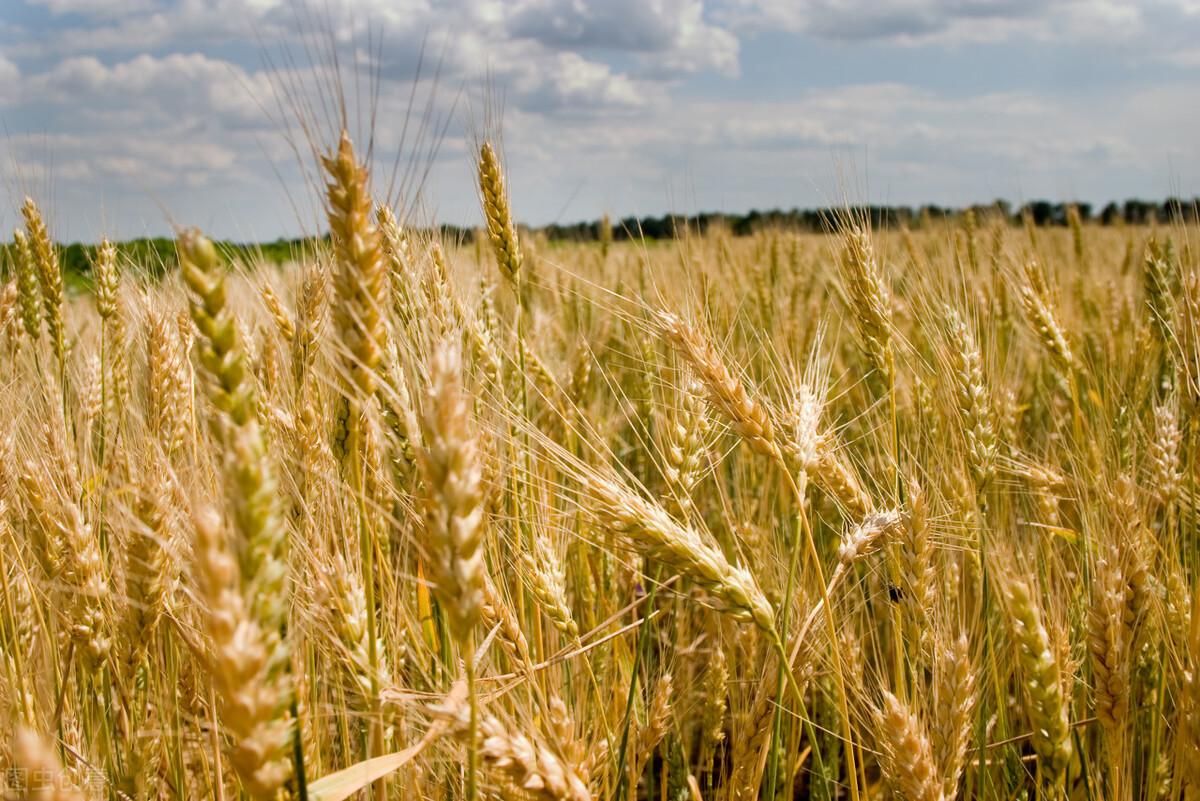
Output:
[
  {"xmin": 96, "ymin": 325, "xmax": 109, "ymax": 556},
  {"xmin": 355, "ymin": 419, "xmax": 385, "ymax": 801},
  {"xmin": 766, "ymin": 472, "xmax": 827, "ymax": 796},
  {"xmin": 209, "ymin": 684, "xmax": 227, "ymax": 801},
  {"xmin": 290, "ymin": 695, "xmax": 309, "ymax": 801},
  {"xmin": 774, "ymin": 461, "xmax": 859, "ymax": 801},
  {"xmin": 466, "ymin": 633, "xmax": 479, "ymax": 801},
  {"xmin": 885, "ymin": 357, "xmax": 907, "ymax": 697},
  {"xmin": 614, "ymin": 565, "xmax": 659, "ymax": 801}
]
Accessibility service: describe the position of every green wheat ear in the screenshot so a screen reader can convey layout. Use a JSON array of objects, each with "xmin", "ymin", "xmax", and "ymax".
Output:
[{"xmin": 179, "ymin": 227, "xmax": 292, "ymax": 800}]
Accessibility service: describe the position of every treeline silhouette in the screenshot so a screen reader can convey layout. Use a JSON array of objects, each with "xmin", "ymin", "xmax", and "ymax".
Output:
[
  {"xmin": 536, "ymin": 197, "xmax": 1200, "ymax": 242},
  {"xmin": 3, "ymin": 197, "xmax": 1197, "ymax": 284},
  {"xmin": 0, "ymin": 237, "xmax": 324, "ymax": 288}
]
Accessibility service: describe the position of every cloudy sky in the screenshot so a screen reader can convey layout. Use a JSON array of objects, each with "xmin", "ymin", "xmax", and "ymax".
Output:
[{"xmin": 3, "ymin": 0, "xmax": 1200, "ymax": 242}]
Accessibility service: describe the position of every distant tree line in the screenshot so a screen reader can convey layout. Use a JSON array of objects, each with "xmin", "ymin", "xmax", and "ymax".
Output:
[
  {"xmin": 2, "ymin": 197, "xmax": 1198, "ymax": 284},
  {"xmin": 0, "ymin": 236, "xmax": 323, "ymax": 288},
  {"xmin": 534, "ymin": 197, "xmax": 1200, "ymax": 242}
]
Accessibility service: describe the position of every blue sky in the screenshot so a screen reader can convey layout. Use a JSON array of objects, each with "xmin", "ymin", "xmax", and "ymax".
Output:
[{"xmin": 3, "ymin": 0, "xmax": 1200, "ymax": 242}]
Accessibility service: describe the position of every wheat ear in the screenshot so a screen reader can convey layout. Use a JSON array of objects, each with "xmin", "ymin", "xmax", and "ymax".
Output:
[
  {"xmin": 838, "ymin": 508, "xmax": 904, "ymax": 566},
  {"xmin": 93, "ymin": 238, "xmax": 119, "ymax": 320},
  {"xmin": 21, "ymin": 197, "xmax": 65, "ymax": 371},
  {"xmin": 192, "ymin": 506, "xmax": 292, "ymax": 800},
  {"xmin": 1150, "ymin": 403, "xmax": 1182, "ymax": 509},
  {"xmin": 839, "ymin": 224, "xmax": 893, "ymax": 384},
  {"xmin": 874, "ymin": 691, "xmax": 942, "ymax": 801},
  {"xmin": 179, "ymin": 229, "xmax": 293, "ymax": 797},
  {"xmin": 655, "ymin": 311, "xmax": 778, "ymax": 459},
  {"xmin": 475, "ymin": 715, "xmax": 593, "ymax": 801},
  {"xmin": 146, "ymin": 309, "xmax": 189, "ymax": 457},
  {"xmin": 933, "ymin": 633, "xmax": 976, "ymax": 801},
  {"xmin": 13, "ymin": 229, "xmax": 41, "ymax": 341},
  {"xmin": 1018, "ymin": 260, "xmax": 1074, "ymax": 370},
  {"xmin": 120, "ymin": 471, "xmax": 176, "ymax": 675},
  {"xmin": 1088, "ymin": 542, "xmax": 1133, "ymax": 732},
  {"xmin": 944, "ymin": 305, "xmax": 996, "ymax": 488},
  {"xmin": 180, "ymin": 229, "xmax": 287, "ymax": 637},
  {"xmin": 1003, "ymin": 578, "xmax": 1073, "ymax": 784},
  {"xmin": 582, "ymin": 470, "xmax": 774, "ymax": 632},
  {"xmin": 9, "ymin": 727, "xmax": 88, "ymax": 801},
  {"xmin": 478, "ymin": 141, "xmax": 523, "ymax": 290},
  {"xmin": 324, "ymin": 130, "xmax": 387, "ymax": 400},
  {"xmin": 417, "ymin": 339, "xmax": 487, "ymax": 641}
]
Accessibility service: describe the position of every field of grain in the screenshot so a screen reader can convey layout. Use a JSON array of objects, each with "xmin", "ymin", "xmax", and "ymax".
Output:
[{"xmin": 0, "ymin": 130, "xmax": 1197, "ymax": 801}]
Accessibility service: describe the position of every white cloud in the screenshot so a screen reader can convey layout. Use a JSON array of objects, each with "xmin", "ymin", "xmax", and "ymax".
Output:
[
  {"xmin": 7, "ymin": 0, "xmax": 737, "ymax": 107},
  {"xmin": 649, "ymin": 0, "xmax": 740, "ymax": 76},
  {"xmin": 0, "ymin": 54, "xmax": 19, "ymax": 104},
  {"xmin": 25, "ymin": 0, "xmax": 155, "ymax": 17},
  {"xmin": 506, "ymin": 0, "xmax": 739, "ymax": 76},
  {"xmin": 436, "ymin": 30, "xmax": 656, "ymax": 113},
  {"xmin": 4, "ymin": 50, "xmax": 282, "ymax": 223},
  {"xmin": 717, "ymin": 0, "xmax": 1155, "ymax": 44},
  {"xmin": 26, "ymin": 53, "xmax": 270, "ymax": 124},
  {"xmin": 530, "ymin": 51, "xmax": 647, "ymax": 108},
  {"xmin": 6, "ymin": 0, "xmax": 1200, "ymax": 241},
  {"xmin": 720, "ymin": 0, "xmax": 1035, "ymax": 39}
]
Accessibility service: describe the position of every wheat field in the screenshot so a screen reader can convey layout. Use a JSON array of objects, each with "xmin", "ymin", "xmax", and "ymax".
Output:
[{"xmin": 0, "ymin": 128, "xmax": 1197, "ymax": 801}]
